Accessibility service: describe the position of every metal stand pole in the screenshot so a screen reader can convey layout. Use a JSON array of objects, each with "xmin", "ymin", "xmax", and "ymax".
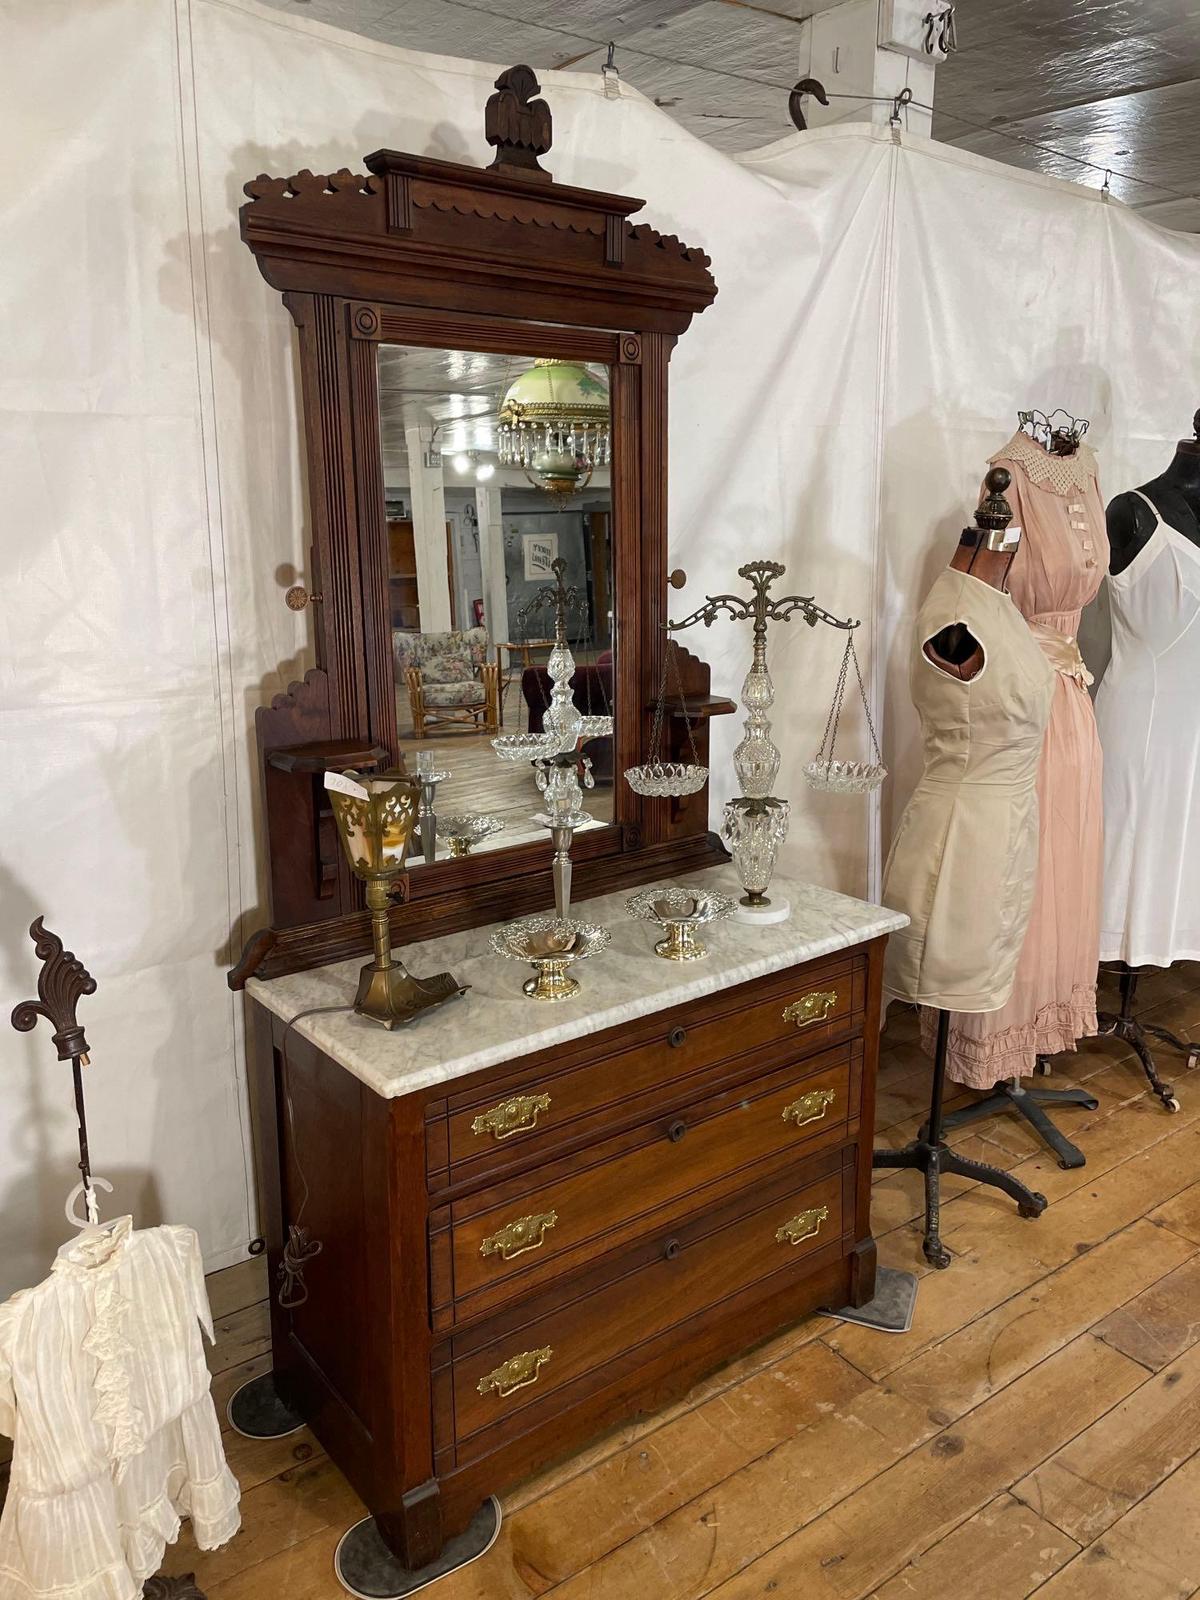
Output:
[{"xmin": 874, "ymin": 1009, "xmax": 1048, "ymax": 1268}]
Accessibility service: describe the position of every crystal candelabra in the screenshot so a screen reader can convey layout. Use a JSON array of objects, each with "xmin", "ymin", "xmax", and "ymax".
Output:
[
  {"xmin": 492, "ymin": 557, "xmax": 612, "ymax": 924},
  {"xmin": 669, "ymin": 560, "xmax": 858, "ymax": 924}
]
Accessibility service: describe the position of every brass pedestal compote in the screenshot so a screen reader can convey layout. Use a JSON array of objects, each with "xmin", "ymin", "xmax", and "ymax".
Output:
[
  {"xmin": 441, "ymin": 814, "xmax": 505, "ymax": 857},
  {"xmin": 490, "ymin": 915, "xmax": 610, "ymax": 1001},
  {"xmin": 627, "ymin": 885, "xmax": 736, "ymax": 961},
  {"xmin": 326, "ymin": 771, "xmax": 466, "ymax": 1029}
]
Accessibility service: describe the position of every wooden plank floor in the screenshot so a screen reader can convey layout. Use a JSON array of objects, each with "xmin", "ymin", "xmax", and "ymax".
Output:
[{"xmin": 163, "ymin": 964, "xmax": 1200, "ymax": 1600}]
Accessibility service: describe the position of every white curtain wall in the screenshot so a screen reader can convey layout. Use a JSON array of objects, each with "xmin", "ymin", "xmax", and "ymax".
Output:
[{"xmin": 3, "ymin": 0, "xmax": 1199, "ymax": 1295}]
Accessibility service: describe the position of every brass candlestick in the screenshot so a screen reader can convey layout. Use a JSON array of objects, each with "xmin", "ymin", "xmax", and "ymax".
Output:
[{"xmin": 326, "ymin": 771, "xmax": 466, "ymax": 1029}]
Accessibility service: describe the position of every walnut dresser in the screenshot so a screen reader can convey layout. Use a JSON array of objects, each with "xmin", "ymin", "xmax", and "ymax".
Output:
[{"xmin": 245, "ymin": 866, "xmax": 906, "ymax": 1566}]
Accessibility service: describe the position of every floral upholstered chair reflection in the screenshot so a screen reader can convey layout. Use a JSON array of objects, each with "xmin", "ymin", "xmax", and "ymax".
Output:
[{"xmin": 393, "ymin": 626, "xmax": 500, "ymax": 737}]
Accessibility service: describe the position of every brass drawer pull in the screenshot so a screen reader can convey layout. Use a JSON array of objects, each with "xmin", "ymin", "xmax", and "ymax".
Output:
[
  {"xmin": 781, "ymin": 1088, "xmax": 836, "ymax": 1129},
  {"xmin": 471, "ymin": 1093, "xmax": 551, "ymax": 1140},
  {"xmin": 775, "ymin": 1205, "xmax": 830, "ymax": 1247},
  {"xmin": 782, "ymin": 989, "xmax": 838, "ymax": 1029},
  {"xmin": 477, "ymin": 1346, "xmax": 553, "ymax": 1399},
  {"xmin": 480, "ymin": 1210, "xmax": 558, "ymax": 1262}
]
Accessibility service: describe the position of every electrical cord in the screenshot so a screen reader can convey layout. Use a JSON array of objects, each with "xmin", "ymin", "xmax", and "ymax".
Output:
[{"xmin": 275, "ymin": 1003, "xmax": 355, "ymax": 1308}]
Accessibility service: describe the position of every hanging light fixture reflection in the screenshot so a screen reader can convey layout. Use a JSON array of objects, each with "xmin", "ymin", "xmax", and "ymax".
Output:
[{"xmin": 497, "ymin": 359, "xmax": 611, "ymax": 503}]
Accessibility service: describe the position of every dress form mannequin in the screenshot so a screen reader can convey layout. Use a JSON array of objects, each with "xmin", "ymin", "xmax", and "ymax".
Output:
[
  {"xmin": 1107, "ymin": 410, "xmax": 1200, "ymax": 575},
  {"xmin": 1094, "ymin": 411, "xmax": 1200, "ymax": 1096},
  {"xmin": 878, "ymin": 469, "xmax": 1049, "ymax": 1269}
]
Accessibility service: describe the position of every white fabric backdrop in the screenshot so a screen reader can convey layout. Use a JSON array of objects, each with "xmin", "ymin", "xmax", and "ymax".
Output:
[{"xmin": 3, "ymin": 0, "xmax": 1199, "ymax": 1295}]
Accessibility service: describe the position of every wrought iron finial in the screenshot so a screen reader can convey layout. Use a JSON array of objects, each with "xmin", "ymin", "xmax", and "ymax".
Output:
[
  {"xmin": 11, "ymin": 917, "xmax": 96, "ymax": 1064},
  {"xmin": 975, "ymin": 466, "xmax": 1013, "ymax": 530},
  {"xmin": 519, "ymin": 555, "xmax": 583, "ymax": 645},
  {"xmin": 485, "ymin": 65, "xmax": 553, "ymax": 179}
]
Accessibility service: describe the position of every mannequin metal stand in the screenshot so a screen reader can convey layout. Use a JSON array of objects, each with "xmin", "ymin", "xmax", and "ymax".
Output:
[
  {"xmin": 1096, "ymin": 963, "xmax": 1195, "ymax": 1112},
  {"xmin": 934, "ymin": 1067, "xmax": 1100, "ymax": 1170},
  {"xmin": 875, "ymin": 1010, "xmax": 1048, "ymax": 1268}
]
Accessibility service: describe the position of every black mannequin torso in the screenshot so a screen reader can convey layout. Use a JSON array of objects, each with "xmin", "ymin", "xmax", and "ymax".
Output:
[{"xmin": 1107, "ymin": 411, "xmax": 1200, "ymax": 576}]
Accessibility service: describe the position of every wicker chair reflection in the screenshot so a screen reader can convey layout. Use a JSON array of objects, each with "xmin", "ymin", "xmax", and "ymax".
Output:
[{"xmin": 393, "ymin": 626, "xmax": 500, "ymax": 737}]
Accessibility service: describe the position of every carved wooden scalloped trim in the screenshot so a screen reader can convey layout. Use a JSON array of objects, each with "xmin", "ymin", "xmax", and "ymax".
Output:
[
  {"xmin": 627, "ymin": 222, "xmax": 711, "ymax": 268},
  {"xmin": 243, "ymin": 168, "xmax": 381, "ymax": 201},
  {"xmin": 413, "ymin": 191, "xmax": 606, "ymax": 235},
  {"xmin": 265, "ymin": 666, "xmax": 328, "ymax": 714}
]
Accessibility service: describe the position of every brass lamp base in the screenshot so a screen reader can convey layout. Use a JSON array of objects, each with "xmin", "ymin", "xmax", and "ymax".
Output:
[
  {"xmin": 354, "ymin": 962, "xmax": 465, "ymax": 1030},
  {"xmin": 655, "ymin": 923, "xmax": 708, "ymax": 961}
]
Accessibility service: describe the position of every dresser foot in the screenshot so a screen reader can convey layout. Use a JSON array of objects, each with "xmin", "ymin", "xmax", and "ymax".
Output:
[
  {"xmin": 335, "ymin": 1498, "xmax": 501, "ymax": 1598},
  {"xmin": 226, "ymin": 1371, "xmax": 305, "ymax": 1440}
]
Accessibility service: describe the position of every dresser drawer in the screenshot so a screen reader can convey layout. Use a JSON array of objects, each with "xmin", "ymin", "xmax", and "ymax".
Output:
[
  {"xmin": 431, "ymin": 1042, "xmax": 858, "ymax": 1328},
  {"xmin": 435, "ymin": 1155, "xmax": 847, "ymax": 1458},
  {"xmin": 428, "ymin": 953, "xmax": 864, "ymax": 1188}
]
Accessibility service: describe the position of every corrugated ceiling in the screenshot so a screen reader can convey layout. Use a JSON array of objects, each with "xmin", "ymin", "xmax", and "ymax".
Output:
[{"xmin": 259, "ymin": 0, "xmax": 1200, "ymax": 229}]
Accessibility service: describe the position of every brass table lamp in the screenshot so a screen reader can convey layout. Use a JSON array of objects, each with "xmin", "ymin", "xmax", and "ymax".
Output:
[{"xmin": 326, "ymin": 770, "xmax": 466, "ymax": 1029}]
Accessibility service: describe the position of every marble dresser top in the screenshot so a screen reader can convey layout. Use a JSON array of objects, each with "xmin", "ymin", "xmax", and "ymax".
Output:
[{"xmin": 246, "ymin": 866, "xmax": 907, "ymax": 1100}]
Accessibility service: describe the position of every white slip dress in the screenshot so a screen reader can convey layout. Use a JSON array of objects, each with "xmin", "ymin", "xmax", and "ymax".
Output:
[{"xmin": 1096, "ymin": 489, "xmax": 1200, "ymax": 966}]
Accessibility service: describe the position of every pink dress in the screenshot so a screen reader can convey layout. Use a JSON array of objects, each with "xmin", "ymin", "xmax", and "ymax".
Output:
[{"xmin": 926, "ymin": 432, "xmax": 1107, "ymax": 1087}]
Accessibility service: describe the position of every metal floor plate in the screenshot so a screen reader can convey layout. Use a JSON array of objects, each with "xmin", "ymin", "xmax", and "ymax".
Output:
[
  {"xmin": 335, "ymin": 1499, "xmax": 502, "ymax": 1598},
  {"xmin": 822, "ymin": 1266, "xmax": 919, "ymax": 1333}
]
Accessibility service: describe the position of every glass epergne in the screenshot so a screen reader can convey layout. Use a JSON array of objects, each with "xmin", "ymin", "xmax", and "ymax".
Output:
[
  {"xmin": 490, "ymin": 915, "xmax": 610, "ymax": 1001},
  {"xmin": 722, "ymin": 796, "xmax": 791, "ymax": 921},
  {"xmin": 626, "ymin": 884, "xmax": 736, "ymax": 961},
  {"xmin": 803, "ymin": 632, "xmax": 887, "ymax": 795},
  {"xmin": 625, "ymin": 639, "xmax": 707, "ymax": 798}
]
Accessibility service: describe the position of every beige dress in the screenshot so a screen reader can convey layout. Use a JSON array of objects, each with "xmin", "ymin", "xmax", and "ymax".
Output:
[
  {"xmin": 883, "ymin": 567, "xmax": 1055, "ymax": 1012},
  {"xmin": 926, "ymin": 432, "xmax": 1107, "ymax": 1085}
]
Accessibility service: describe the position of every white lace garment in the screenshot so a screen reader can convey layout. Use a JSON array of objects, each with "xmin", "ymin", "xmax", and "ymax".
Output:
[{"xmin": 0, "ymin": 1218, "xmax": 241, "ymax": 1600}]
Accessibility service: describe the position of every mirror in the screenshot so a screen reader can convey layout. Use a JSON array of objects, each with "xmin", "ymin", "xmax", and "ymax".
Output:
[{"xmin": 376, "ymin": 344, "xmax": 616, "ymax": 867}]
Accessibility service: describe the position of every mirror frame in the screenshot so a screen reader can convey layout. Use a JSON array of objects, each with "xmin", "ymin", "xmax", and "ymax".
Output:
[{"xmin": 230, "ymin": 75, "xmax": 730, "ymax": 987}]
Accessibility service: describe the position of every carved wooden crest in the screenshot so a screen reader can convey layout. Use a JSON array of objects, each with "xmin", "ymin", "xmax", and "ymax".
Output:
[{"xmin": 485, "ymin": 65, "xmax": 553, "ymax": 178}]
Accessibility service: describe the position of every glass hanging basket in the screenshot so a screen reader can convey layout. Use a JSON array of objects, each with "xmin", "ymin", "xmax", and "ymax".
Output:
[
  {"xmin": 624, "ymin": 641, "xmax": 708, "ymax": 799},
  {"xmin": 803, "ymin": 632, "xmax": 888, "ymax": 795}
]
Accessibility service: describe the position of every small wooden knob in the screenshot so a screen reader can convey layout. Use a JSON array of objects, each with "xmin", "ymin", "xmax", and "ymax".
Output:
[{"xmin": 668, "ymin": 569, "xmax": 687, "ymax": 590}]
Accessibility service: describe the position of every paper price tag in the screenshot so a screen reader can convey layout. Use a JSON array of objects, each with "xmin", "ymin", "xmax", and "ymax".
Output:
[{"xmin": 323, "ymin": 771, "xmax": 369, "ymax": 800}]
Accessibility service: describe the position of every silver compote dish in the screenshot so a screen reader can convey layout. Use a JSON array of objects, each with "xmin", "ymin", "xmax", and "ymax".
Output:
[
  {"xmin": 490, "ymin": 914, "xmax": 610, "ymax": 1001},
  {"xmin": 440, "ymin": 813, "xmax": 505, "ymax": 857},
  {"xmin": 626, "ymin": 884, "xmax": 737, "ymax": 962}
]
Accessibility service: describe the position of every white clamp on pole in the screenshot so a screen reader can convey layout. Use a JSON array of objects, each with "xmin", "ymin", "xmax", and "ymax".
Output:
[{"xmin": 602, "ymin": 40, "xmax": 621, "ymax": 99}]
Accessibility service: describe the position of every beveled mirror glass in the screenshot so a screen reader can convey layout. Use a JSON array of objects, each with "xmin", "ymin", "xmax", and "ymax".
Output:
[{"xmin": 376, "ymin": 343, "xmax": 616, "ymax": 865}]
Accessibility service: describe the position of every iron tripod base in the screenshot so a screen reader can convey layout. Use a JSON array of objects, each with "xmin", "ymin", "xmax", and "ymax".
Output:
[
  {"xmin": 1096, "ymin": 965, "xmax": 1197, "ymax": 1113},
  {"xmin": 934, "ymin": 1071, "xmax": 1100, "ymax": 1171},
  {"xmin": 873, "ymin": 1010, "xmax": 1047, "ymax": 1269}
]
